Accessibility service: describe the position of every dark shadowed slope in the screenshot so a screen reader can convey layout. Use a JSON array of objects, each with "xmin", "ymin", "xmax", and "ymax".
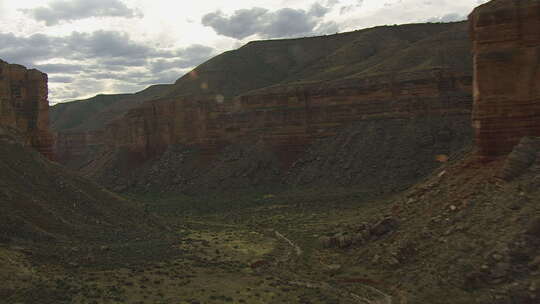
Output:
[
  {"xmin": 50, "ymin": 84, "xmax": 172, "ymax": 132},
  {"xmin": 167, "ymin": 22, "xmax": 470, "ymax": 98},
  {"xmin": 0, "ymin": 129, "xmax": 163, "ymax": 243}
]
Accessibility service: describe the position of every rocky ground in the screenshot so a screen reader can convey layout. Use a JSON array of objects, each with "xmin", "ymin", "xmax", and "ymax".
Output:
[
  {"xmin": 96, "ymin": 114, "xmax": 472, "ymax": 199},
  {"xmin": 3, "ymin": 141, "xmax": 539, "ymax": 304}
]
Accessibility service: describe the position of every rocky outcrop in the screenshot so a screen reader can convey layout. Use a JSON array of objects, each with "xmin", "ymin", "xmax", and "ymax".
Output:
[
  {"xmin": 499, "ymin": 136, "xmax": 540, "ymax": 180},
  {"xmin": 0, "ymin": 60, "xmax": 53, "ymax": 159},
  {"xmin": 101, "ymin": 68, "xmax": 472, "ymax": 167},
  {"xmin": 470, "ymin": 0, "xmax": 540, "ymax": 158}
]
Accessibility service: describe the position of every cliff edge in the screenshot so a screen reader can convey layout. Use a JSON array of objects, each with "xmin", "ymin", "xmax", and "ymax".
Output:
[
  {"xmin": 0, "ymin": 60, "xmax": 54, "ymax": 159},
  {"xmin": 470, "ymin": 0, "xmax": 540, "ymax": 158}
]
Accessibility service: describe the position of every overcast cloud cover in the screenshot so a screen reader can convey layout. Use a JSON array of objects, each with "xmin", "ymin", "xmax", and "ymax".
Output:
[
  {"xmin": 201, "ymin": 3, "xmax": 339, "ymax": 39},
  {"xmin": 0, "ymin": 0, "xmax": 487, "ymax": 104},
  {"xmin": 20, "ymin": 0, "xmax": 143, "ymax": 26}
]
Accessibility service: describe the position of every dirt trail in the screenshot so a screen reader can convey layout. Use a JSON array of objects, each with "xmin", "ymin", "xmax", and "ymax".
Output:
[
  {"xmin": 274, "ymin": 230, "xmax": 303, "ymax": 256},
  {"xmin": 272, "ymin": 230, "xmax": 393, "ymax": 304}
]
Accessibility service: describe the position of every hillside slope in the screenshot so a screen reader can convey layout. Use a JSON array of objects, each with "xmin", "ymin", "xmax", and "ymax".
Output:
[
  {"xmin": 51, "ymin": 21, "xmax": 470, "ymax": 135},
  {"xmin": 167, "ymin": 22, "xmax": 469, "ymax": 99},
  {"xmin": 51, "ymin": 84, "xmax": 172, "ymax": 133},
  {"xmin": 51, "ymin": 21, "xmax": 474, "ymax": 195},
  {"xmin": 0, "ymin": 129, "xmax": 161, "ymax": 243}
]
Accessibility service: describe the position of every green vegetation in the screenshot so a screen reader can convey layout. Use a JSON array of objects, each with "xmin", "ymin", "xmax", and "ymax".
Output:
[
  {"xmin": 3, "ymin": 153, "xmax": 540, "ymax": 304},
  {"xmin": 128, "ymin": 187, "xmax": 375, "ymax": 217}
]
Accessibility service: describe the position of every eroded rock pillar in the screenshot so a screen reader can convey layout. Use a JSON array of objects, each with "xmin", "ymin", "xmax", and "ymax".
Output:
[{"xmin": 469, "ymin": 0, "xmax": 540, "ymax": 158}]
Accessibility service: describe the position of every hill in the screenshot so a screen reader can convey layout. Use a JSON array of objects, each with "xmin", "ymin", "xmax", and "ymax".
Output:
[
  {"xmin": 167, "ymin": 22, "xmax": 469, "ymax": 98},
  {"xmin": 51, "ymin": 21, "xmax": 474, "ymax": 195},
  {"xmin": 51, "ymin": 21, "xmax": 470, "ymax": 135},
  {"xmin": 50, "ymin": 84, "xmax": 173, "ymax": 133},
  {"xmin": 0, "ymin": 128, "xmax": 163, "ymax": 243}
]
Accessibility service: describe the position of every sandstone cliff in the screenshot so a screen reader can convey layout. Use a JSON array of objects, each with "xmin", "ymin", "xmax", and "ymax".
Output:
[
  {"xmin": 0, "ymin": 60, "xmax": 54, "ymax": 159},
  {"xmin": 102, "ymin": 68, "xmax": 472, "ymax": 167},
  {"xmin": 470, "ymin": 0, "xmax": 540, "ymax": 158},
  {"xmin": 63, "ymin": 21, "xmax": 474, "ymax": 193},
  {"xmin": 51, "ymin": 85, "xmax": 173, "ymax": 162},
  {"xmin": 52, "ymin": 22, "xmax": 471, "ymax": 165}
]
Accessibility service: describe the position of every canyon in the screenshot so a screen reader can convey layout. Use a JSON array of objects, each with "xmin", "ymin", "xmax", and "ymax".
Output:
[
  {"xmin": 51, "ymin": 21, "xmax": 475, "ymax": 193},
  {"xmin": 0, "ymin": 60, "xmax": 163, "ymax": 243},
  {"xmin": 1, "ymin": 0, "xmax": 539, "ymax": 303}
]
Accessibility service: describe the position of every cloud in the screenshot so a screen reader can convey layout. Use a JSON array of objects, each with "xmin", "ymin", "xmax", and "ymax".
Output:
[
  {"xmin": 426, "ymin": 13, "xmax": 466, "ymax": 23},
  {"xmin": 100, "ymin": 57, "xmax": 148, "ymax": 67},
  {"xmin": 64, "ymin": 30, "xmax": 153, "ymax": 59},
  {"xmin": 201, "ymin": 8, "xmax": 268, "ymax": 40},
  {"xmin": 325, "ymin": 0, "xmax": 341, "ymax": 7},
  {"xmin": 0, "ymin": 30, "xmax": 215, "ymax": 104},
  {"xmin": 339, "ymin": 0, "xmax": 364, "ymax": 15},
  {"xmin": 0, "ymin": 30, "xmax": 215, "ymax": 69},
  {"xmin": 34, "ymin": 63, "xmax": 82, "ymax": 74},
  {"xmin": 309, "ymin": 2, "xmax": 332, "ymax": 17},
  {"xmin": 316, "ymin": 21, "xmax": 340, "ymax": 35},
  {"xmin": 149, "ymin": 45, "xmax": 215, "ymax": 76},
  {"xmin": 0, "ymin": 33, "xmax": 58, "ymax": 66},
  {"xmin": 340, "ymin": 0, "xmax": 474, "ymax": 32},
  {"xmin": 0, "ymin": 30, "xmax": 154, "ymax": 69},
  {"xmin": 201, "ymin": 2, "xmax": 337, "ymax": 39},
  {"xmin": 20, "ymin": 0, "xmax": 142, "ymax": 26},
  {"xmin": 138, "ymin": 69, "xmax": 189, "ymax": 86},
  {"xmin": 49, "ymin": 78, "xmax": 107, "ymax": 101},
  {"xmin": 48, "ymin": 76, "xmax": 75, "ymax": 83}
]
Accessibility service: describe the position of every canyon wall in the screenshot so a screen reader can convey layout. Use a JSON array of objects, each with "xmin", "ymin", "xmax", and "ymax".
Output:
[
  {"xmin": 470, "ymin": 0, "xmax": 540, "ymax": 158},
  {"xmin": 54, "ymin": 22, "xmax": 471, "ymax": 169},
  {"xmin": 0, "ymin": 60, "xmax": 53, "ymax": 159},
  {"xmin": 55, "ymin": 130, "xmax": 103, "ymax": 164},
  {"xmin": 101, "ymin": 68, "xmax": 472, "ymax": 168},
  {"xmin": 49, "ymin": 21, "xmax": 474, "ymax": 193},
  {"xmin": 77, "ymin": 67, "xmax": 473, "ymax": 195}
]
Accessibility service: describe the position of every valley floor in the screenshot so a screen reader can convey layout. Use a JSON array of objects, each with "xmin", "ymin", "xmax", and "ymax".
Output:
[{"xmin": 2, "ymin": 155, "xmax": 540, "ymax": 304}]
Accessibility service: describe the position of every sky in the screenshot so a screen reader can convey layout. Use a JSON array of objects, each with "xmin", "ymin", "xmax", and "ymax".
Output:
[{"xmin": 0, "ymin": 0, "xmax": 488, "ymax": 104}]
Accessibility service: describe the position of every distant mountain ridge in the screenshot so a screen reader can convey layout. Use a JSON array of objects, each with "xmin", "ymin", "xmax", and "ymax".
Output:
[
  {"xmin": 51, "ymin": 20, "xmax": 475, "ymax": 195},
  {"xmin": 51, "ymin": 21, "xmax": 470, "ymax": 134},
  {"xmin": 51, "ymin": 84, "xmax": 173, "ymax": 133}
]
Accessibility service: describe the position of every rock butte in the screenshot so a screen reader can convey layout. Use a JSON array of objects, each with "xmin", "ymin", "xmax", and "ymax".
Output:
[
  {"xmin": 0, "ymin": 60, "xmax": 54, "ymax": 159},
  {"xmin": 470, "ymin": 0, "xmax": 540, "ymax": 158}
]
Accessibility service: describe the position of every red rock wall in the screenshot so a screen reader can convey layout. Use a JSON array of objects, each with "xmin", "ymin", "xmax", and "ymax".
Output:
[
  {"xmin": 55, "ymin": 130, "xmax": 103, "ymax": 161},
  {"xmin": 0, "ymin": 60, "xmax": 54, "ymax": 159},
  {"xmin": 100, "ymin": 68, "xmax": 472, "ymax": 168},
  {"xmin": 470, "ymin": 0, "xmax": 540, "ymax": 158}
]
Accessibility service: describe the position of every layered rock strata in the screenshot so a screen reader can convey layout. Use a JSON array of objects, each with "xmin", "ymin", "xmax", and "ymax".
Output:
[
  {"xmin": 54, "ymin": 21, "xmax": 471, "ymax": 170},
  {"xmin": 101, "ymin": 68, "xmax": 472, "ymax": 169},
  {"xmin": 0, "ymin": 60, "xmax": 53, "ymax": 159},
  {"xmin": 470, "ymin": 0, "xmax": 540, "ymax": 158},
  {"xmin": 55, "ymin": 130, "xmax": 103, "ymax": 164}
]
